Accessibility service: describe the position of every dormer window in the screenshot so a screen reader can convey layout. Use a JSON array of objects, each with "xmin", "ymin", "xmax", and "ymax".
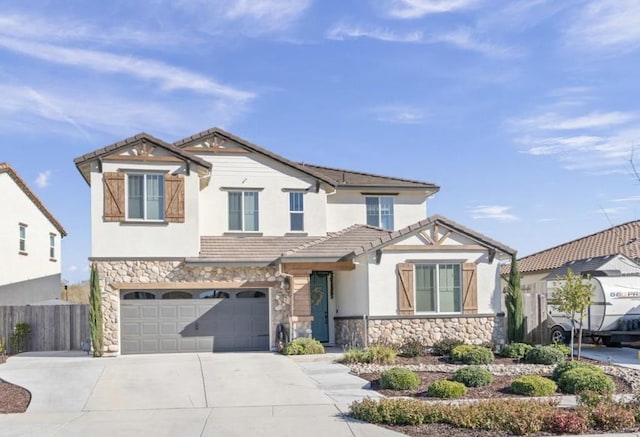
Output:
[
  {"xmin": 127, "ymin": 174, "xmax": 164, "ymax": 221},
  {"xmin": 366, "ymin": 196, "xmax": 394, "ymax": 230}
]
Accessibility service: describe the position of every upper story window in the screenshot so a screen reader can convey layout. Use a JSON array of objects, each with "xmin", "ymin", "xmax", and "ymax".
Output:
[
  {"xmin": 18, "ymin": 224, "xmax": 27, "ymax": 253},
  {"xmin": 289, "ymin": 192, "xmax": 304, "ymax": 231},
  {"xmin": 49, "ymin": 233, "xmax": 56, "ymax": 259},
  {"xmin": 127, "ymin": 174, "xmax": 164, "ymax": 221},
  {"xmin": 415, "ymin": 263, "xmax": 461, "ymax": 313},
  {"xmin": 228, "ymin": 191, "xmax": 259, "ymax": 231},
  {"xmin": 366, "ymin": 196, "xmax": 394, "ymax": 230}
]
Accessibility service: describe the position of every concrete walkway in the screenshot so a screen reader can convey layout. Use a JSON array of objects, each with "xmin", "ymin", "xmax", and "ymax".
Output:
[
  {"xmin": 0, "ymin": 352, "xmax": 402, "ymax": 437},
  {"xmin": 576, "ymin": 345, "xmax": 640, "ymax": 369}
]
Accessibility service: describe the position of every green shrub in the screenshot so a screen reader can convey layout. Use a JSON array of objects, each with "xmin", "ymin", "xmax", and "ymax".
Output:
[
  {"xmin": 558, "ymin": 368, "xmax": 615, "ymax": 395},
  {"xmin": 500, "ymin": 342, "xmax": 533, "ymax": 360},
  {"xmin": 339, "ymin": 346, "xmax": 396, "ymax": 364},
  {"xmin": 552, "ymin": 360, "xmax": 602, "ymax": 381},
  {"xmin": 430, "ymin": 337, "xmax": 464, "ymax": 356},
  {"xmin": 511, "ymin": 375, "xmax": 557, "ymax": 396},
  {"xmin": 380, "ymin": 368, "xmax": 421, "ymax": 390},
  {"xmin": 451, "ymin": 344, "xmax": 475, "ymax": 361},
  {"xmin": 525, "ymin": 345, "xmax": 565, "ymax": 365},
  {"xmin": 350, "ymin": 398, "xmax": 434, "ymax": 426},
  {"xmin": 427, "ymin": 380, "xmax": 468, "ymax": 399},
  {"xmin": 548, "ymin": 341, "xmax": 571, "ymax": 356},
  {"xmin": 544, "ymin": 409, "xmax": 589, "ymax": 435},
  {"xmin": 578, "ymin": 390, "xmax": 614, "ymax": 408},
  {"xmin": 452, "ymin": 366, "xmax": 494, "ymax": 387},
  {"xmin": 282, "ymin": 337, "xmax": 325, "ymax": 355},
  {"xmin": 590, "ymin": 403, "xmax": 636, "ymax": 431},
  {"xmin": 9, "ymin": 322, "xmax": 31, "ymax": 354},
  {"xmin": 464, "ymin": 347, "xmax": 494, "ymax": 365},
  {"xmin": 365, "ymin": 346, "xmax": 397, "ymax": 364},
  {"xmin": 399, "ymin": 337, "xmax": 425, "ymax": 357}
]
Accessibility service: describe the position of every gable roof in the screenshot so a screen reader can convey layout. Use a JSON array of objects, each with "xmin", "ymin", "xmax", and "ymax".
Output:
[
  {"xmin": 541, "ymin": 254, "xmax": 640, "ymax": 280},
  {"xmin": 195, "ymin": 236, "xmax": 319, "ymax": 264},
  {"xmin": 74, "ymin": 133, "xmax": 212, "ymax": 185},
  {"xmin": 510, "ymin": 220, "xmax": 640, "ymax": 275},
  {"xmin": 0, "ymin": 163, "xmax": 67, "ymax": 237},
  {"xmin": 297, "ymin": 163, "xmax": 439, "ymax": 191},
  {"xmin": 173, "ymin": 127, "xmax": 338, "ymax": 187}
]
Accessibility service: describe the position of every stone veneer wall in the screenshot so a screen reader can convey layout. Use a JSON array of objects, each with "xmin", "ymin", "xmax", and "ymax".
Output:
[
  {"xmin": 335, "ymin": 315, "xmax": 505, "ymax": 348},
  {"xmin": 95, "ymin": 260, "xmax": 290, "ymax": 354}
]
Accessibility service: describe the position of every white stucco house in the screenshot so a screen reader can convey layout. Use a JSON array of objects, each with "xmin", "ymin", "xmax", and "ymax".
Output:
[
  {"xmin": 74, "ymin": 127, "xmax": 515, "ymax": 355},
  {"xmin": 0, "ymin": 163, "xmax": 67, "ymax": 305}
]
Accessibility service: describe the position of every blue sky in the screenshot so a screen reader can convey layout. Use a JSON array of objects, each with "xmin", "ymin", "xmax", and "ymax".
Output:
[{"xmin": 1, "ymin": 0, "xmax": 640, "ymax": 283}]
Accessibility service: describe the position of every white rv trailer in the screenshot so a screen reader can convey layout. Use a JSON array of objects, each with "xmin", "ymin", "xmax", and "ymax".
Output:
[{"xmin": 547, "ymin": 275, "xmax": 640, "ymax": 346}]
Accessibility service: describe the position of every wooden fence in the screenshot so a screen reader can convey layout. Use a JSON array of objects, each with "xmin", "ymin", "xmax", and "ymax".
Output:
[{"xmin": 0, "ymin": 304, "xmax": 89, "ymax": 352}]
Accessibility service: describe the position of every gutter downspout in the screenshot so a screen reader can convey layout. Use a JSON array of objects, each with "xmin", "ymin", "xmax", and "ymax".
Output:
[{"xmin": 363, "ymin": 314, "xmax": 368, "ymax": 349}]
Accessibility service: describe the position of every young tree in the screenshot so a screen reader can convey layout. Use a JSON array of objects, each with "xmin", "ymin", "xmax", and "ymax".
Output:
[
  {"xmin": 551, "ymin": 269, "xmax": 594, "ymax": 360},
  {"xmin": 89, "ymin": 264, "xmax": 104, "ymax": 357},
  {"xmin": 505, "ymin": 253, "xmax": 525, "ymax": 343}
]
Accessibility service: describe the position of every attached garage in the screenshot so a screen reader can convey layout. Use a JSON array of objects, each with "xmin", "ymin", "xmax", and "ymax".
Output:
[{"xmin": 120, "ymin": 289, "xmax": 269, "ymax": 354}]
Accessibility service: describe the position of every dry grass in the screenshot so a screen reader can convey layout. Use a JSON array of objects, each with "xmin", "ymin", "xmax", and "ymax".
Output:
[{"xmin": 61, "ymin": 281, "xmax": 89, "ymax": 304}]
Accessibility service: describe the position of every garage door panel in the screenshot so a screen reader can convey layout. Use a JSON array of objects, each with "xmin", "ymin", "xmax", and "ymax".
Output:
[{"xmin": 121, "ymin": 290, "xmax": 270, "ymax": 354}]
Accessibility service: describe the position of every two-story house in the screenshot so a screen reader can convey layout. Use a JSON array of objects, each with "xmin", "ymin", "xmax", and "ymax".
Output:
[
  {"xmin": 74, "ymin": 128, "xmax": 515, "ymax": 355},
  {"xmin": 0, "ymin": 163, "xmax": 67, "ymax": 305}
]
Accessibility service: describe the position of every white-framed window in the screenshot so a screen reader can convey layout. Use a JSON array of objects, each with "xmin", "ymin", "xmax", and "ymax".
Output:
[
  {"xmin": 366, "ymin": 196, "xmax": 394, "ymax": 230},
  {"xmin": 127, "ymin": 173, "xmax": 164, "ymax": 221},
  {"xmin": 415, "ymin": 263, "xmax": 462, "ymax": 313},
  {"xmin": 18, "ymin": 224, "xmax": 26, "ymax": 253},
  {"xmin": 228, "ymin": 191, "xmax": 259, "ymax": 231},
  {"xmin": 289, "ymin": 192, "xmax": 304, "ymax": 231},
  {"xmin": 49, "ymin": 233, "xmax": 56, "ymax": 259}
]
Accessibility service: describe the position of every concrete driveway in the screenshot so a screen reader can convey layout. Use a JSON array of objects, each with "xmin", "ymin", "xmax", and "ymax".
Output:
[{"xmin": 0, "ymin": 352, "xmax": 399, "ymax": 437}]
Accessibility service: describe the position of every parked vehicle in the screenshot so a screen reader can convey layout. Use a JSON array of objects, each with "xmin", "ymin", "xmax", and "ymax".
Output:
[{"xmin": 548, "ymin": 274, "xmax": 640, "ymax": 346}]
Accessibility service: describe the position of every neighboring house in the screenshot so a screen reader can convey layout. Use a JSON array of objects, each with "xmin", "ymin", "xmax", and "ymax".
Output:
[
  {"xmin": 505, "ymin": 220, "xmax": 640, "ymax": 292},
  {"xmin": 542, "ymin": 254, "xmax": 640, "ymax": 280},
  {"xmin": 0, "ymin": 163, "xmax": 67, "ymax": 305},
  {"xmin": 74, "ymin": 127, "xmax": 515, "ymax": 355}
]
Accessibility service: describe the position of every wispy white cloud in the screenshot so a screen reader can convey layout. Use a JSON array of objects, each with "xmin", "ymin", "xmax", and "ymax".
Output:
[
  {"xmin": 537, "ymin": 217, "xmax": 559, "ymax": 223},
  {"xmin": 383, "ymin": 0, "xmax": 483, "ymax": 19},
  {"xmin": 0, "ymin": 37, "xmax": 254, "ymax": 102},
  {"xmin": 223, "ymin": 0, "xmax": 312, "ymax": 32},
  {"xmin": 327, "ymin": 24, "xmax": 423, "ymax": 42},
  {"xmin": 35, "ymin": 170, "xmax": 51, "ymax": 188},
  {"xmin": 68, "ymin": 265, "xmax": 78, "ymax": 273},
  {"xmin": 515, "ymin": 111, "xmax": 636, "ymax": 131},
  {"xmin": 327, "ymin": 23, "xmax": 513, "ymax": 58},
  {"xmin": 612, "ymin": 196, "xmax": 640, "ymax": 203},
  {"xmin": 468, "ymin": 205, "xmax": 519, "ymax": 222},
  {"xmin": 598, "ymin": 206, "xmax": 626, "ymax": 215},
  {"xmin": 565, "ymin": 0, "xmax": 640, "ymax": 54},
  {"xmin": 367, "ymin": 105, "xmax": 427, "ymax": 124}
]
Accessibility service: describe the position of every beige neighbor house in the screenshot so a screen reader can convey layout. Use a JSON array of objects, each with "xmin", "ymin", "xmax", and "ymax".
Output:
[
  {"xmin": 0, "ymin": 163, "xmax": 67, "ymax": 305},
  {"xmin": 74, "ymin": 127, "xmax": 515, "ymax": 355}
]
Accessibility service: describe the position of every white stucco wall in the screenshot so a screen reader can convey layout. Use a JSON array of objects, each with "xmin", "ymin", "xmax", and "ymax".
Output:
[
  {"xmin": 90, "ymin": 161, "xmax": 201, "ymax": 258},
  {"xmin": 334, "ymin": 256, "xmax": 370, "ymax": 316},
  {"xmin": 196, "ymin": 154, "xmax": 328, "ymax": 236},
  {"xmin": 326, "ymin": 190, "xmax": 427, "ymax": 232},
  {"xmin": 0, "ymin": 172, "xmax": 62, "ymax": 286}
]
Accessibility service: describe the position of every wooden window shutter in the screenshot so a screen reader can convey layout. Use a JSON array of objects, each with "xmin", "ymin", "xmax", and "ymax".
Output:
[
  {"xmin": 164, "ymin": 174, "xmax": 185, "ymax": 223},
  {"xmin": 397, "ymin": 263, "xmax": 415, "ymax": 315},
  {"xmin": 103, "ymin": 172, "xmax": 125, "ymax": 222},
  {"xmin": 462, "ymin": 262, "xmax": 478, "ymax": 314}
]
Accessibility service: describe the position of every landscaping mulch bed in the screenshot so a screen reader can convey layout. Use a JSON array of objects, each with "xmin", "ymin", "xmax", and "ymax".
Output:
[{"xmin": 0, "ymin": 356, "xmax": 31, "ymax": 414}]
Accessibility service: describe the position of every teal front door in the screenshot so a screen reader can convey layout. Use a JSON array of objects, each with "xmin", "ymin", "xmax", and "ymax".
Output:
[{"xmin": 310, "ymin": 272, "xmax": 330, "ymax": 342}]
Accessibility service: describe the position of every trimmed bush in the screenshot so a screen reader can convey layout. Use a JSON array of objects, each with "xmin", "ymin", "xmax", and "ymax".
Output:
[
  {"xmin": 400, "ymin": 337, "xmax": 425, "ymax": 358},
  {"xmin": 452, "ymin": 366, "xmax": 494, "ymax": 387},
  {"xmin": 578, "ymin": 390, "xmax": 614, "ymax": 407},
  {"xmin": 451, "ymin": 344, "xmax": 475, "ymax": 361},
  {"xmin": 548, "ymin": 341, "xmax": 571, "ymax": 356},
  {"xmin": 500, "ymin": 342, "xmax": 533, "ymax": 360},
  {"xmin": 558, "ymin": 368, "xmax": 615, "ymax": 395},
  {"xmin": 525, "ymin": 345, "xmax": 565, "ymax": 365},
  {"xmin": 451, "ymin": 345, "xmax": 494, "ymax": 364},
  {"xmin": 544, "ymin": 409, "xmax": 589, "ymax": 435},
  {"xmin": 430, "ymin": 337, "xmax": 464, "ymax": 356},
  {"xmin": 590, "ymin": 403, "xmax": 636, "ymax": 431},
  {"xmin": 511, "ymin": 375, "xmax": 557, "ymax": 396},
  {"xmin": 380, "ymin": 368, "xmax": 421, "ymax": 390},
  {"xmin": 282, "ymin": 337, "xmax": 325, "ymax": 355},
  {"xmin": 427, "ymin": 380, "xmax": 468, "ymax": 399},
  {"xmin": 552, "ymin": 360, "xmax": 602, "ymax": 381},
  {"xmin": 339, "ymin": 346, "xmax": 397, "ymax": 364}
]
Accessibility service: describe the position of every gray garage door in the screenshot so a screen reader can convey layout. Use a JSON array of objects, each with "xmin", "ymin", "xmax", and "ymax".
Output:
[{"xmin": 120, "ymin": 289, "xmax": 269, "ymax": 354}]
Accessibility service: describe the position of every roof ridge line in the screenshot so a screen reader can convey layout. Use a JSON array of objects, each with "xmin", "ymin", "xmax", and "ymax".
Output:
[
  {"xmin": 297, "ymin": 162, "xmax": 438, "ymax": 187},
  {"xmin": 284, "ymin": 224, "xmax": 366, "ymax": 255}
]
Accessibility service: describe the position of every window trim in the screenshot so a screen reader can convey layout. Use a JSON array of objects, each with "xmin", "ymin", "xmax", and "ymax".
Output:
[
  {"xmin": 49, "ymin": 233, "xmax": 56, "ymax": 260},
  {"xmin": 18, "ymin": 223, "xmax": 27, "ymax": 254},
  {"xmin": 414, "ymin": 263, "xmax": 462, "ymax": 314},
  {"xmin": 228, "ymin": 190, "xmax": 260, "ymax": 232},
  {"xmin": 365, "ymin": 196, "xmax": 395, "ymax": 230},
  {"xmin": 289, "ymin": 191, "xmax": 304, "ymax": 232},
  {"xmin": 125, "ymin": 172, "xmax": 166, "ymax": 222}
]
